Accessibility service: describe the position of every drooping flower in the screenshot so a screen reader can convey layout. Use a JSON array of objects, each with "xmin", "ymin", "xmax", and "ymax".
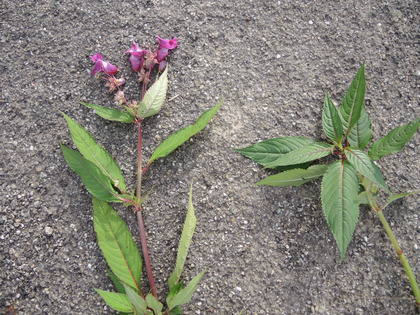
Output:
[
  {"xmin": 125, "ymin": 41, "xmax": 149, "ymax": 72},
  {"xmin": 89, "ymin": 53, "xmax": 119, "ymax": 76},
  {"xmin": 156, "ymin": 36, "xmax": 178, "ymax": 62}
]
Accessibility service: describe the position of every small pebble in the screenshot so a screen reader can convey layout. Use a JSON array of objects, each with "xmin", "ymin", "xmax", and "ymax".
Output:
[{"xmin": 45, "ymin": 226, "xmax": 53, "ymax": 236}]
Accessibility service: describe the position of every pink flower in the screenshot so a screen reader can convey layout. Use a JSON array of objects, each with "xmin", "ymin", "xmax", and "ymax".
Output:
[
  {"xmin": 89, "ymin": 53, "xmax": 118, "ymax": 76},
  {"xmin": 156, "ymin": 36, "xmax": 178, "ymax": 62},
  {"xmin": 125, "ymin": 41, "xmax": 149, "ymax": 72}
]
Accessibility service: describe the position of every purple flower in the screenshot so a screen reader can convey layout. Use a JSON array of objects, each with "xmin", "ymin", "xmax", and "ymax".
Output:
[
  {"xmin": 89, "ymin": 53, "xmax": 118, "ymax": 76},
  {"xmin": 156, "ymin": 36, "xmax": 178, "ymax": 62},
  {"xmin": 125, "ymin": 41, "xmax": 149, "ymax": 72}
]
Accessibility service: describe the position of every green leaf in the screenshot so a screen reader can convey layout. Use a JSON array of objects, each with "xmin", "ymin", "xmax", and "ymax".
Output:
[
  {"xmin": 138, "ymin": 67, "xmax": 168, "ymax": 118},
  {"xmin": 169, "ymin": 306, "xmax": 182, "ymax": 314},
  {"xmin": 358, "ymin": 191, "xmax": 370, "ymax": 205},
  {"xmin": 168, "ymin": 184, "xmax": 197, "ymax": 289},
  {"xmin": 322, "ymin": 92, "xmax": 343, "ymax": 144},
  {"xmin": 107, "ymin": 269, "xmax": 126, "ymax": 294},
  {"xmin": 368, "ymin": 117, "xmax": 420, "ymax": 160},
  {"xmin": 345, "ymin": 147, "xmax": 389, "ymax": 193},
  {"xmin": 264, "ymin": 142, "xmax": 333, "ymax": 168},
  {"xmin": 167, "ymin": 269, "xmax": 206, "ymax": 310},
  {"xmin": 93, "ymin": 198, "xmax": 142, "ymax": 292},
  {"xmin": 234, "ymin": 136, "xmax": 315, "ymax": 169},
  {"xmin": 60, "ymin": 145, "xmax": 122, "ymax": 203},
  {"xmin": 146, "ymin": 294, "xmax": 163, "ymax": 315},
  {"xmin": 321, "ymin": 160, "xmax": 360, "ymax": 259},
  {"xmin": 122, "ymin": 284, "xmax": 147, "ymax": 314},
  {"xmin": 63, "ymin": 113, "xmax": 126, "ymax": 192},
  {"xmin": 339, "ymin": 64, "xmax": 366, "ymax": 135},
  {"xmin": 81, "ymin": 102, "xmax": 135, "ymax": 123},
  {"xmin": 382, "ymin": 191, "xmax": 420, "ymax": 211},
  {"xmin": 255, "ymin": 164, "xmax": 328, "ymax": 187},
  {"xmin": 148, "ymin": 101, "xmax": 222, "ymax": 164},
  {"xmin": 94, "ymin": 289, "xmax": 134, "ymax": 313},
  {"xmin": 347, "ymin": 105, "xmax": 372, "ymax": 149}
]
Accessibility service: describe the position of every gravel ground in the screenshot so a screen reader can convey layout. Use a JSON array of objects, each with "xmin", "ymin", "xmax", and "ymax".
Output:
[{"xmin": 1, "ymin": 0, "xmax": 419, "ymax": 314}]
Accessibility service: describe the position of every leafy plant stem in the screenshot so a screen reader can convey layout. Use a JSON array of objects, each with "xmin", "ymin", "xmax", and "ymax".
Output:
[
  {"xmin": 366, "ymin": 191, "xmax": 420, "ymax": 309},
  {"xmin": 135, "ymin": 121, "xmax": 158, "ymax": 299}
]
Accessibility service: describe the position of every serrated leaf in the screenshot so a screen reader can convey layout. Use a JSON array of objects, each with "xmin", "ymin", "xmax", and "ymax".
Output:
[
  {"xmin": 382, "ymin": 191, "xmax": 420, "ymax": 211},
  {"xmin": 321, "ymin": 160, "xmax": 360, "ymax": 259},
  {"xmin": 322, "ymin": 92, "xmax": 343, "ymax": 144},
  {"xmin": 167, "ymin": 269, "xmax": 206, "ymax": 310},
  {"xmin": 347, "ymin": 105, "xmax": 372, "ymax": 149},
  {"xmin": 94, "ymin": 289, "xmax": 134, "ymax": 313},
  {"xmin": 339, "ymin": 64, "xmax": 365, "ymax": 135},
  {"xmin": 345, "ymin": 147, "xmax": 389, "ymax": 193},
  {"xmin": 264, "ymin": 142, "xmax": 333, "ymax": 168},
  {"xmin": 168, "ymin": 184, "xmax": 197, "ymax": 289},
  {"xmin": 81, "ymin": 102, "xmax": 135, "ymax": 123},
  {"xmin": 368, "ymin": 117, "xmax": 420, "ymax": 160},
  {"xmin": 93, "ymin": 198, "xmax": 142, "ymax": 292},
  {"xmin": 122, "ymin": 284, "xmax": 147, "ymax": 314},
  {"xmin": 146, "ymin": 294, "xmax": 163, "ymax": 315},
  {"xmin": 138, "ymin": 67, "xmax": 168, "ymax": 118},
  {"xmin": 107, "ymin": 269, "xmax": 126, "ymax": 294},
  {"xmin": 255, "ymin": 164, "xmax": 328, "ymax": 187},
  {"xmin": 63, "ymin": 113, "xmax": 127, "ymax": 192},
  {"xmin": 148, "ymin": 101, "xmax": 222, "ymax": 164},
  {"xmin": 61, "ymin": 145, "xmax": 122, "ymax": 203},
  {"xmin": 234, "ymin": 136, "xmax": 315, "ymax": 169}
]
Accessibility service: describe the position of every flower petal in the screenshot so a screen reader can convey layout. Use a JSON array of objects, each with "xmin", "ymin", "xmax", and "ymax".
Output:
[{"xmin": 157, "ymin": 36, "xmax": 178, "ymax": 49}]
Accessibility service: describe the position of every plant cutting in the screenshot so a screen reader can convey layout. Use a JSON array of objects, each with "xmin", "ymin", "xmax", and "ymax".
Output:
[
  {"xmin": 61, "ymin": 36, "xmax": 222, "ymax": 314},
  {"xmin": 235, "ymin": 64, "xmax": 420, "ymax": 310}
]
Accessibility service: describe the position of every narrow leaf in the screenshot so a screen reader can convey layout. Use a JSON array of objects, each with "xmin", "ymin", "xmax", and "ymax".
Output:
[
  {"xmin": 149, "ymin": 101, "xmax": 222, "ymax": 164},
  {"xmin": 167, "ymin": 269, "xmax": 206, "ymax": 310},
  {"xmin": 94, "ymin": 289, "xmax": 134, "ymax": 313},
  {"xmin": 256, "ymin": 164, "xmax": 328, "ymax": 187},
  {"xmin": 168, "ymin": 184, "xmax": 197, "ymax": 289},
  {"xmin": 339, "ymin": 64, "xmax": 366, "ymax": 135},
  {"xmin": 264, "ymin": 142, "xmax": 333, "ymax": 168},
  {"xmin": 138, "ymin": 67, "xmax": 168, "ymax": 118},
  {"xmin": 61, "ymin": 145, "xmax": 122, "ymax": 203},
  {"xmin": 368, "ymin": 117, "xmax": 420, "ymax": 160},
  {"xmin": 122, "ymin": 284, "xmax": 147, "ymax": 314},
  {"xmin": 321, "ymin": 160, "xmax": 360, "ymax": 259},
  {"xmin": 382, "ymin": 191, "xmax": 420, "ymax": 211},
  {"xmin": 345, "ymin": 147, "xmax": 389, "ymax": 193},
  {"xmin": 322, "ymin": 92, "xmax": 343, "ymax": 144},
  {"xmin": 234, "ymin": 136, "xmax": 315, "ymax": 168},
  {"xmin": 81, "ymin": 102, "xmax": 135, "ymax": 123},
  {"xmin": 107, "ymin": 269, "xmax": 126, "ymax": 294},
  {"xmin": 63, "ymin": 113, "xmax": 126, "ymax": 192},
  {"xmin": 146, "ymin": 294, "xmax": 164, "ymax": 315},
  {"xmin": 93, "ymin": 198, "xmax": 142, "ymax": 292},
  {"xmin": 347, "ymin": 105, "xmax": 372, "ymax": 149}
]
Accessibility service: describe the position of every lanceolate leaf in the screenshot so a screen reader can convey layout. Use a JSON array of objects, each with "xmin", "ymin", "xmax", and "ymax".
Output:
[
  {"xmin": 321, "ymin": 160, "xmax": 360, "ymax": 259},
  {"xmin": 339, "ymin": 64, "xmax": 365, "ymax": 135},
  {"xmin": 168, "ymin": 184, "xmax": 197, "ymax": 289},
  {"xmin": 167, "ymin": 269, "xmax": 206, "ymax": 310},
  {"xmin": 345, "ymin": 147, "xmax": 389, "ymax": 193},
  {"xmin": 146, "ymin": 294, "xmax": 164, "ymax": 315},
  {"xmin": 382, "ymin": 191, "xmax": 420, "ymax": 211},
  {"xmin": 81, "ymin": 102, "xmax": 135, "ymax": 123},
  {"xmin": 148, "ymin": 101, "xmax": 222, "ymax": 164},
  {"xmin": 234, "ymin": 136, "xmax": 315, "ymax": 168},
  {"xmin": 255, "ymin": 164, "xmax": 328, "ymax": 187},
  {"xmin": 93, "ymin": 198, "xmax": 142, "ymax": 292},
  {"xmin": 264, "ymin": 142, "xmax": 333, "ymax": 168},
  {"xmin": 138, "ymin": 67, "xmax": 168, "ymax": 118},
  {"xmin": 322, "ymin": 92, "xmax": 343, "ymax": 144},
  {"xmin": 368, "ymin": 117, "xmax": 420, "ymax": 160},
  {"xmin": 122, "ymin": 284, "xmax": 147, "ymax": 314},
  {"xmin": 347, "ymin": 105, "xmax": 372, "ymax": 149},
  {"xmin": 94, "ymin": 289, "xmax": 134, "ymax": 313},
  {"xmin": 63, "ymin": 113, "xmax": 126, "ymax": 192},
  {"xmin": 61, "ymin": 145, "xmax": 122, "ymax": 203},
  {"xmin": 107, "ymin": 269, "xmax": 126, "ymax": 294}
]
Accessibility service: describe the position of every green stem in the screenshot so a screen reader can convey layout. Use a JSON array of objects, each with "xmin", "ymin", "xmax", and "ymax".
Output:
[{"xmin": 367, "ymin": 193, "xmax": 420, "ymax": 309}]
